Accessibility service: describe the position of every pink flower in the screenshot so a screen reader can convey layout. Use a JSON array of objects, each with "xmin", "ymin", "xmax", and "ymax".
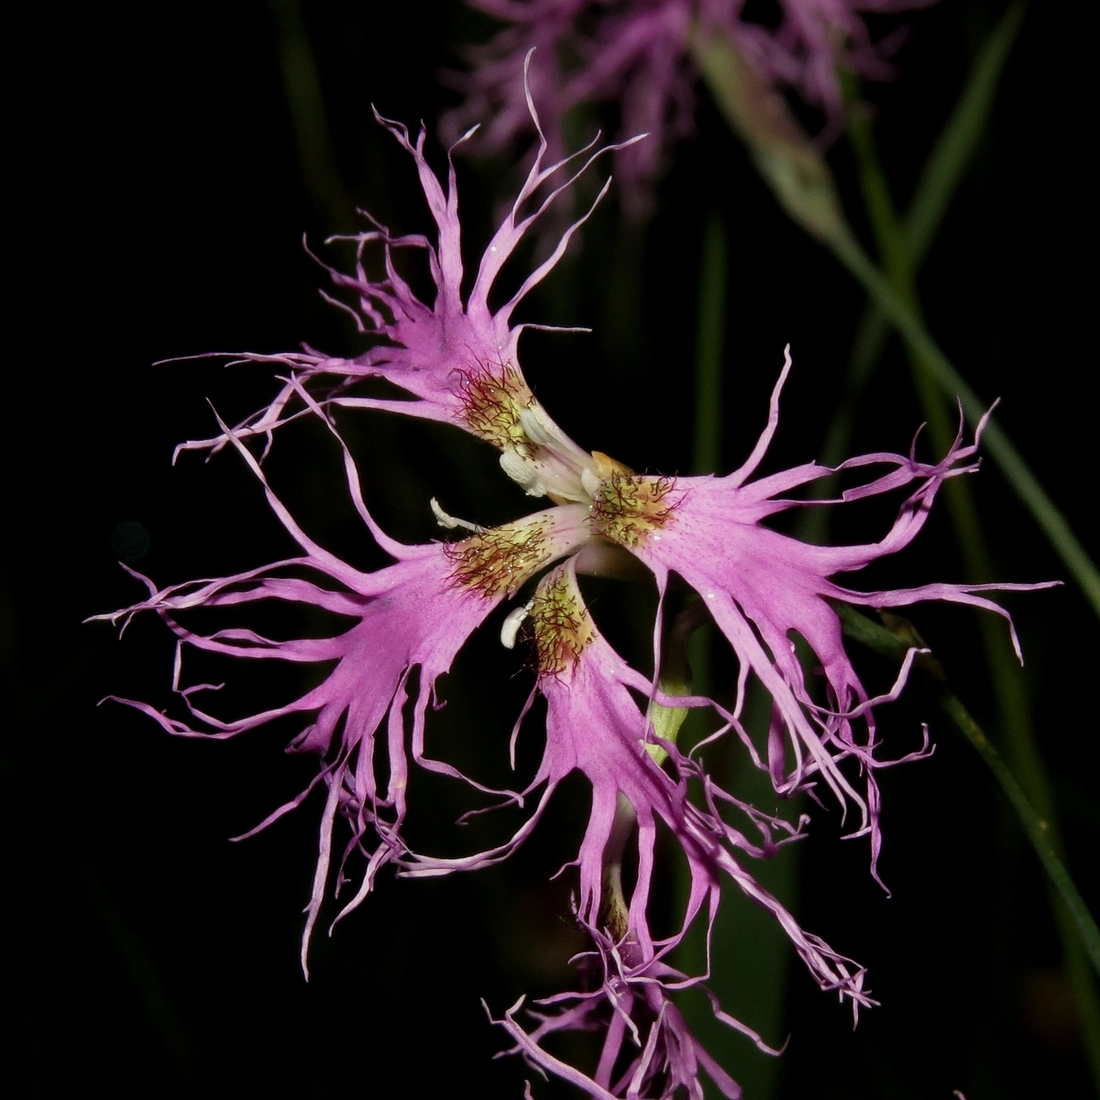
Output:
[
  {"xmin": 445, "ymin": 0, "xmax": 930, "ymax": 213},
  {"xmin": 102, "ymin": 86, "xmax": 1050, "ymax": 1099},
  {"xmin": 103, "ymin": 355, "xmax": 1044, "ymax": 1093}
]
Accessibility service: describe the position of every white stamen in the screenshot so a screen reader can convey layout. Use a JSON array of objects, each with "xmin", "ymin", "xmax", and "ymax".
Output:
[
  {"xmin": 580, "ymin": 466, "xmax": 602, "ymax": 498},
  {"xmin": 499, "ymin": 451, "xmax": 543, "ymax": 496},
  {"xmin": 430, "ymin": 498, "xmax": 485, "ymax": 533},
  {"xmin": 501, "ymin": 399, "xmax": 609, "ymax": 503},
  {"xmin": 500, "ymin": 602, "xmax": 531, "ymax": 649},
  {"xmin": 519, "ymin": 406, "xmax": 555, "ymax": 447}
]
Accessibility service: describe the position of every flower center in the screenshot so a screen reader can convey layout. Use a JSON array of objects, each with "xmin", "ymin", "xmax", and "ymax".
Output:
[{"xmin": 589, "ymin": 473, "xmax": 681, "ymax": 548}]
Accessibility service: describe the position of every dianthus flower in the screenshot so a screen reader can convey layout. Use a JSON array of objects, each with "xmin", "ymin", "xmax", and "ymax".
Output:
[
  {"xmin": 444, "ymin": 0, "xmax": 930, "ymax": 213},
  {"xmin": 101, "ymin": 83, "xmax": 1047, "ymax": 1099},
  {"xmin": 177, "ymin": 64, "xmax": 637, "ymax": 489}
]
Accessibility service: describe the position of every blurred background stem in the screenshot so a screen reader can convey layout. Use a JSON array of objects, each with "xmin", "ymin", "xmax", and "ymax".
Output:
[
  {"xmin": 815, "ymin": 1, "xmax": 1027, "ymax": 483},
  {"xmin": 838, "ymin": 603, "xmax": 1100, "ymax": 1091},
  {"xmin": 691, "ymin": 213, "xmax": 727, "ymax": 480},
  {"xmin": 844, "ymin": 98, "xmax": 1100, "ymax": 1088},
  {"xmin": 696, "ymin": 12, "xmax": 1100, "ymax": 620},
  {"xmin": 702, "ymin": 4, "xmax": 1099, "ymax": 1087}
]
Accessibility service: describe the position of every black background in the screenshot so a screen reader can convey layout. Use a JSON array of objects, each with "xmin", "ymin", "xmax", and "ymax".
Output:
[{"xmin": 4, "ymin": 2, "xmax": 1095, "ymax": 1097}]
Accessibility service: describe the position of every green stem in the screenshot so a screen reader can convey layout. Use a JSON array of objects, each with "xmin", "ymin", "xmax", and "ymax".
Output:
[
  {"xmin": 904, "ymin": 3, "xmax": 1027, "ymax": 263},
  {"xmin": 835, "ymin": 603, "xmax": 1100, "ymax": 979},
  {"xmin": 695, "ymin": 22, "xmax": 1100, "ymax": 621},
  {"xmin": 803, "ymin": 2, "xmax": 1026, "ymax": 520},
  {"xmin": 827, "ymin": 229, "xmax": 1100, "ymax": 619},
  {"xmin": 847, "ymin": 95, "xmax": 1100, "ymax": 1089}
]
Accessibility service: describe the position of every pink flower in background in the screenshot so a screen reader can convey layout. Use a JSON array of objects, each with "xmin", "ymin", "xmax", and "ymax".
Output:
[{"xmin": 445, "ymin": 0, "xmax": 930, "ymax": 213}]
